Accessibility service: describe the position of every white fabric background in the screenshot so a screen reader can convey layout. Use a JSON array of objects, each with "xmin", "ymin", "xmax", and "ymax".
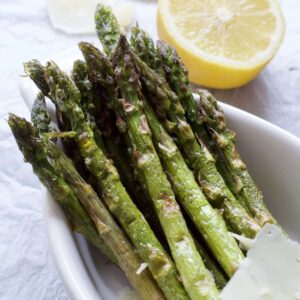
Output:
[{"xmin": 0, "ymin": 0, "xmax": 299, "ymax": 299}]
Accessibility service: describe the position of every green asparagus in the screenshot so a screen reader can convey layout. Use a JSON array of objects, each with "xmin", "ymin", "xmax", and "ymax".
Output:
[
  {"xmin": 44, "ymin": 61, "xmax": 188, "ymax": 300},
  {"xmin": 142, "ymin": 97, "xmax": 244, "ymax": 277},
  {"xmin": 131, "ymin": 37, "xmax": 260, "ymax": 238},
  {"xmin": 31, "ymin": 92, "xmax": 54, "ymax": 133},
  {"xmin": 130, "ymin": 25, "xmax": 164, "ymax": 76},
  {"xmin": 95, "ymin": 4, "xmax": 121, "ymax": 57},
  {"xmin": 25, "ymin": 60, "xmax": 88, "ymax": 178},
  {"xmin": 30, "ymin": 99, "xmax": 114, "ymax": 261},
  {"xmin": 24, "ymin": 60, "xmax": 64, "ymax": 129},
  {"xmin": 113, "ymin": 36, "xmax": 220, "ymax": 300},
  {"xmin": 71, "ymin": 59, "xmax": 106, "ymax": 151},
  {"xmin": 196, "ymin": 89, "xmax": 276, "ymax": 226},
  {"xmin": 9, "ymin": 114, "xmax": 164, "ymax": 300},
  {"xmin": 72, "ymin": 52, "xmax": 169, "ymax": 249}
]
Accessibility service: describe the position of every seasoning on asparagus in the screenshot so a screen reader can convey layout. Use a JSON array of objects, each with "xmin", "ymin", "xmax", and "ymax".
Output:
[
  {"xmin": 31, "ymin": 98, "xmax": 115, "ymax": 263},
  {"xmin": 130, "ymin": 25, "xmax": 164, "ymax": 76},
  {"xmin": 142, "ymin": 97, "xmax": 244, "ymax": 277},
  {"xmin": 44, "ymin": 61, "xmax": 188, "ymax": 300},
  {"xmin": 113, "ymin": 35, "xmax": 220, "ymax": 300},
  {"xmin": 196, "ymin": 89, "xmax": 277, "ymax": 226},
  {"xmin": 72, "ymin": 52, "xmax": 169, "ymax": 249},
  {"xmin": 31, "ymin": 92, "xmax": 54, "ymax": 133},
  {"xmin": 24, "ymin": 59, "xmax": 88, "ymax": 178},
  {"xmin": 125, "ymin": 30, "xmax": 245, "ymax": 273},
  {"xmin": 71, "ymin": 59, "xmax": 107, "ymax": 151},
  {"xmin": 150, "ymin": 37, "xmax": 275, "ymax": 227},
  {"xmin": 130, "ymin": 35, "xmax": 260, "ymax": 238},
  {"xmin": 9, "ymin": 114, "xmax": 164, "ymax": 300},
  {"xmin": 95, "ymin": 4, "xmax": 121, "ymax": 57},
  {"xmin": 94, "ymin": 5, "xmax": 260, "ymax": 238}
]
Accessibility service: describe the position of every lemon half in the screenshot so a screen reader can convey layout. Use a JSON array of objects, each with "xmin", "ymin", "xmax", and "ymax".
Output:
[{"xmin": 157, "ymin": 0, "xmax": 285, "ymax": 88}]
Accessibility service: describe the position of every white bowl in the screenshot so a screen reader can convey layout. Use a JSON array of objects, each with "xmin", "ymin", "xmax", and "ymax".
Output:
[{"xmin": 19, "ymin": 49, "xmax": 300, "ymax": 300}]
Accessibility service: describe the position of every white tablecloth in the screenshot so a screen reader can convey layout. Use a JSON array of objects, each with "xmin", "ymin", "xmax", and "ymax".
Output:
[{"xmin": 0, "ymin": 1, "xmax": 299, "ymax": 299}]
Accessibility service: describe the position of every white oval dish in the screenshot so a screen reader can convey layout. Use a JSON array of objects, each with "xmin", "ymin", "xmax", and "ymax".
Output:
[{"xmin": 19, "ymin": 49, "xmax": 300, "ymax": 300}]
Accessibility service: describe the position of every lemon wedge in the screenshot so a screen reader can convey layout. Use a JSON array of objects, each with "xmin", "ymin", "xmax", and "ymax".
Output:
[{"xmin": 157, "ymin": 0, "xmax": 285, "ymax": 88}]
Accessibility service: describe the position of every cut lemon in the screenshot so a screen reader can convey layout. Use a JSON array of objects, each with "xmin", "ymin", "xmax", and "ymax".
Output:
[{"xmin": 157, "ymin": 0, "xmax": 285, "ymax": 88}]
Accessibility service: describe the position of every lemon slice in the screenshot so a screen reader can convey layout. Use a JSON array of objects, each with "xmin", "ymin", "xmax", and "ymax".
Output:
[{"xmin": 157, "ymin": 0, "xmax": 285, "ymax": 88}]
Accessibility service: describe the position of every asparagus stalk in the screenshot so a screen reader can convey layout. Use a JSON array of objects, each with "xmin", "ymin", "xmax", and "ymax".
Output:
[
  {"xmin": 72, "ymin": 53, "xmax": 169, "ymax": 249},
  {"xmin": 71, "ymin": 59, "xmax": 106, "ymax": 150},
  {"xmin": 24, "ymin": 60, "xmax": 64, "ymax": 128},
  {"xmin": 9, "ymin": 114, "xmax": 164, "ymax": 300},
  {"xmin": 31, "ymin": 92, "xmax": 55, "ymax": 133},
  {"xmin": 78, "ymin": 42, "xmax": 139, "ymax": 196},
  {"xmin": 144, "ymin": 100, "xmax": 230, "ymax": 287},
  {"xmin": 71, "ymin": 60, "xmax": 95, "ymax": 121},
  {"xmin": 142, "ymin": 97, "xmax": 244, "ymax": 277},
  {"xmin": 95, "ymin": 4, "xmax": 121, "ymax": 57},
  {"xmin": 131, "ymin": 39, "xmax": 260, "ymax": 238},
  {"xmin": 196, "ymin": 89, "xmax": 276, "ymax": 226},
  {"xmin": 24, "ymin": 60, "xmax": 50, "ymax": 95},
  {"xmin": 44, "ymin": 62, "xmax": 188, "ymax": 300},
  {"xmin": 25, "ymin": 60, "xmax": 88, "ymax": 178},
  {"xmin": 113, "ymin": 36, "xmax": 220, "ymax": 300},
  {"xmin": 130, "ymin": 25, "xmax": 164, "ymax": 76},
  {"xmin": 30, "ymin": 95, "xmax": 116, "ymax": 262},
  {"xmin": 150, "ymin": 38, "xmax": 274, "ymax": 227},
  {"xmin": 192, "ymin": 237, "xmax": 227, "ymax": 290}
]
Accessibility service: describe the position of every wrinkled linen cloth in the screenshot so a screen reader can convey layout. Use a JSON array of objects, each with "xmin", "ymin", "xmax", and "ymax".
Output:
[{"xmin": 0, "ymin": 0, "xmax": 299, "ymax": 299}]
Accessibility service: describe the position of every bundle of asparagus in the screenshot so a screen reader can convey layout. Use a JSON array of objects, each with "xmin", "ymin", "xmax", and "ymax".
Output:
[{"xmin": 9, "ymin": 4, "xmax": 280, "ymax": 300}]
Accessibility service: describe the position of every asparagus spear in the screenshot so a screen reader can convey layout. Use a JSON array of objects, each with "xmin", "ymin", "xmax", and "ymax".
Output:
[
  {"xmin": 142, "ymin": 97, "xmax": 244, "ymax": 277},
  {"xmin": 72, "ymin": 53, "xmax": 169, "ymax": 250},
  {"xmin": 130, "ymin": 25, "xmax": 164, "ymax": 76},
  {"xmin": 117, "ymin": 37, "xmax": 259, "ymax": 239},
  {"xmin": 44, "ymin": 62, "xmax": 188, "ymax": 300},
  {"xmin": 31, "ymin": 92, "xmax": 55, "ymax": 133},
  {"xmin": 150, "ymin": 38, "xmax": 274, "ymax": 227},
  {"xmin": 24, "ymin": 60, "xmax": 64, "ymax": 128},
  {"xmin": 113, "ymin": 36, "xmax": 220, "ymax": 300},
  {"xmin": 71, "ymin": 59, "xmax": 106, "ymax": 150},
  {"xmin": 78, "ymin": 42, "xmax": 140, "ymax": 197},
  {"xmin": 196, "ymin": 89, "xmax": 276, "ymax": 226},
  {"xmin": 71, "ymin": 60, "xmax": 95, "ymax": 120},
  {"xmin": 25, "ymin": 59, "xmax": 88, "ymax": 178},
  {"xmin": 31, "ymin": 95, "xmax": 116, "ymax": 262},
  {"xmin": 94, "ymin": 6, "xmax": 260, "ymax": 237},
  {"xmin": 30, "ymin": 97, "xmax": 115, "ymax": 262},
  {"xmin": 95, "ymin": 4, "xmax": 121, "ymax": 57},
  {"xmin": 79, "ymin": 41, "xmax": 228, "ymax": 281},
  {"xmin": 9, "ymin": 114, "xmax": 164, "ymax": 300}
]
